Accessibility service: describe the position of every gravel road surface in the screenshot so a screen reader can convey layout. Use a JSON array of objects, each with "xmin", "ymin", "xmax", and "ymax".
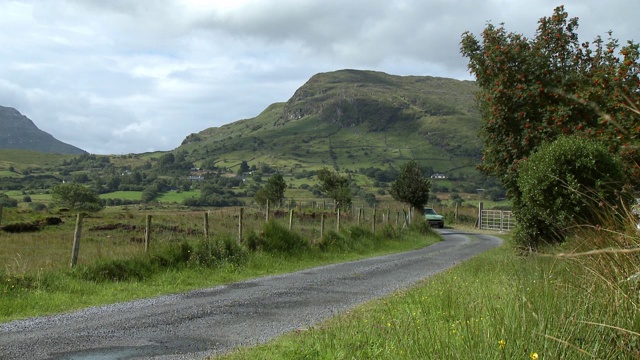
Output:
[{"xmin": 0, "ymin": 230, "xmax": 502, "ymax": 359}]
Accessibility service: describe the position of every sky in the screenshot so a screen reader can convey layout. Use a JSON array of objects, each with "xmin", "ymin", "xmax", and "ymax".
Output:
[{"xmin": 0, "ymin": 0, "xmax": 638, "ymax": 155}]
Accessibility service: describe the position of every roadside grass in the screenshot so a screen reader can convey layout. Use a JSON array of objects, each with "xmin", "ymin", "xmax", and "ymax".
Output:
[
  {"xmin": 218, "ymin": 232, "xmax": 640, "ymax": 359},
  {"xmin": 0, "ymin": 222, "xmax": 437, "ymax": 323}
]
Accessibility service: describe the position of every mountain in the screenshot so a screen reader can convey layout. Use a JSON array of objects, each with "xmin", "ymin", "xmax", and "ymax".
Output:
[
  {"xmin": 0, "ymin": 106, "xmax": 86, "ymax": 155},
  {"xmin": 178, "ymin": 69, "xmax": 481, "ymax": 178}
]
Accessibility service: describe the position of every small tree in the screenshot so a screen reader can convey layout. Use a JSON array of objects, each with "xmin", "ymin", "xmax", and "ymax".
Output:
[
  {"xmin": 390, "ymin": 160, "xmax": 431, "ymax": 216},
  {"xmin": 254, "ymin": 174, "xmax": 287, "ymax": 207},
  {"xmin": 317, "ymin": 168, "xmax": 352, "ymax": 210},
  {"xmin": 237, "ymin": 161, "xmax": 250, "ymax": 176},
  {"xmin": 51, "ymin": 183, "xmax": 103, "ymax": 212}
]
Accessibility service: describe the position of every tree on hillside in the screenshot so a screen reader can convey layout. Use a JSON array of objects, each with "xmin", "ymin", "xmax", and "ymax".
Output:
[
  {"xmin": 237, "ymin": 161, "xmax": 250, "ymax": 176},
  {"xmin": 317, "ymin": 168, "xmax": 352, "ymax": 210},
  {"xmin": 254, "ymin": 174, "xmax": 287, "ymax": 207},
  {"xmin": 460, "ymin": 5, "xmax": 640, "ymax": 207},
  {"xmin": 390, "ymin": 160, "xmax": 431, "ymax": 216},
  {"xmin": 51, "ymin": 183, "xmax": 103, "ymax": 212}
]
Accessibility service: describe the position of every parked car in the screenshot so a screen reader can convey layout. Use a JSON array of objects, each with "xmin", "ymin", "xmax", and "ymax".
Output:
[{"xmin": 424, "ymin": 207, "xmax": 445, "ymax": 228}]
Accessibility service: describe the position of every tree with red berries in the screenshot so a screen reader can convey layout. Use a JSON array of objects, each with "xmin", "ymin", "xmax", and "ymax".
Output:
[
  {"xmin": 461, "ymin": 5, "xmax": 640, "ymax": 208},
  {"xmin": 461, "ymin": 6, "xmax": 640, "ymax": 246}
]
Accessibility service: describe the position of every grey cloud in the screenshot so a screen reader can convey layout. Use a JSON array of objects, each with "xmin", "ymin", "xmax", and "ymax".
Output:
[{"xmin": 1, "ymin": 0, "xmax": 638, "ymax": 154}]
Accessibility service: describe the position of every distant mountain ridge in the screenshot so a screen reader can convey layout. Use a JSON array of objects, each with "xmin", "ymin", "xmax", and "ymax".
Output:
[{"xmin": 0, "ymin": 106, "xmax": 86, "ymax": 155}]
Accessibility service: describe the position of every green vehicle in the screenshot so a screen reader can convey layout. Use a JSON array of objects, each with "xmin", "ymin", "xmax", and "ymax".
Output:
[{"xmin": 424, "ymin": 207, "xmax": 445, "ymax": 228}]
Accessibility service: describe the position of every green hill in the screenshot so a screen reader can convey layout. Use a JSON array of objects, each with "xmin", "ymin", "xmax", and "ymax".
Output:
[{"xmin": 178, "ymin": 69, "xmax": 481, "ymax": 177}]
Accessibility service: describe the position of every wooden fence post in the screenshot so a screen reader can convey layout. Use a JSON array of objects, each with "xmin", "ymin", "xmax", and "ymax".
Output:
[
  {"xmin": 144, "ymin": 214, "xmax": 152, "ymax": 252},
  {"xmin": 336, "ymin": 208, "xmax": 340, "ymax": 232},
  {"xmin": 0, "ymin": 206, "xmax": 3, "ymax": 234},
  {"xmin": 357, "ymin": 207, "xmax": 361, "ymax": 226},
  {"xmin": 203, "ymin": 212, "xmax": 209, "ymax": 238},
  {"xmin": 455, "ymin": 204, "xmax": 458, "ymax": 221},
  {"xmin": 403, "ymin": 209, "xmax": 408, "ymax": 228},
  {"xmin": 70, "ymin": 213, "xmax": 83, "ymax": 268},
  {"xmin": 289, "ymin": 209, "xmax": 294, "ymax": 231},
  {"xmin": 238, "ymin": 207, "xmax": 244, "ymax": 243},
  {"xmin": 320, "ymin": 213, "xmax": 325, "ymax": 239},
  {"xmin": 266, "ymin": 199, "xmax": 270, "ymax": 223},
  {"xmin": 372, "ymin": 206, "xmax": 376, "ymax": 234}
]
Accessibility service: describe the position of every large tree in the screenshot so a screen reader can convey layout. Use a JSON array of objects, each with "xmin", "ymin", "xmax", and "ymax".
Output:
[
  {"xmin": 460, "ymin": 6, "xmax": 640, "ymax": 207},
  {"xmin": 317, "ymin": 168, "xmax": 352, "ymax": 210},
  {"xmin": 390, "ymin": 160, "xmax": 431, "ymax": 215}
]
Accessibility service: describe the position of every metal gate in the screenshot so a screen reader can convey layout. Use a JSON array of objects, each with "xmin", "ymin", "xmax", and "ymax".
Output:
[{"xmin": 478, "ymin": 203, "xmax": 515, "ymax": 231}]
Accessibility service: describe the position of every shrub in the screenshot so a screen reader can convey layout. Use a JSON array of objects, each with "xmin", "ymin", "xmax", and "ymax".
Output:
[
  {"xmin": 515, "ymin": 135, "xmax": 630, "ymax": 248},
  {"xmin": 0, "ymin": 193, "xmax": 18, "ymax": 208},
  {"xmin": 318, "ymin": 230, "xmax": 345, "ymax": 251},
  {"xmin": 408, "ymin": 219, "xmax": 435, "ymax": 235},
  {"xmin": 260, "ymin": 221, "xmax": 308, "ymax": 253},
  {"xmin": 151, "ymin": 241, "xmax": 192, "ymax": 268},
  {"xmin": 192, "ymin": 235, "xmax": 247, "ymax": 266},
  {"xmin": 77, "ymin": 258, "xmax": 153, "ymax": 282}
]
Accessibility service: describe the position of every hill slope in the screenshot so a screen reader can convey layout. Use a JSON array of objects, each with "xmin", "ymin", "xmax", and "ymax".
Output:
[
  {"xmin": 0, "ymin": 106, "xmax": 86, "ymax": 155},
  {"xmin": 178, "ymin": 70, "xmax": 481, "ymax": 176}
]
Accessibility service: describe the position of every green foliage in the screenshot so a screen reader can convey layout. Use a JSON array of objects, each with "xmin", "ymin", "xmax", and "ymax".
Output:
[
  {"xmin": 192, "ymin": 236, "xmax": 247, "ymax": 267},
  {"xmin": 253, "ymin": 221, "xmax": 309, "ymax": 254},
  {"xmin": 317, "ymin": 168, "xmax": 352, "ymax": 210},
  {"xmin": 77, "ymin": 258, "xmax": 154, "ymax": 282},
  {"xmin": 390, "ymin": 160, "xmax": 431, "ymax": 213},
  {"xmin": 515, "ymin": 135, "xmax": 630, "ymax": 247},
  {"xmin": 0, "ymin": 193, "xmax": 18, "ymax": 208},
  {"xmin": 75, "ymin": 236, "xmax": 248, "ymax": 283},
  {"xmin": 254, "ymin": 174, "xmax": 286, "ymax": 207},
  {"xmin": 50, "ymin": 183, "xmax": 103, "ymax": 212},
  {"xmin": 461, "ymin": 5, "xmax": 640, "ymax": 205}
]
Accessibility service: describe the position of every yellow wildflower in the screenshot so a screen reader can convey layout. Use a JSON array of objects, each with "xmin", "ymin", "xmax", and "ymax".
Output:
[
  {"xmin": 498, "ymin": 340, "xmax": 506, "ymax": 350},
  {"xmin": 530, "ymin": 352, "xmax": 539, "ymax": 360}
]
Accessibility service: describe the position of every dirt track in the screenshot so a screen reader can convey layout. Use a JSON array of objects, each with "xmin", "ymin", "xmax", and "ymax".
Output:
[{"xmin": 0, "ymin": 229, "xmax": 502, "ymax": 359}]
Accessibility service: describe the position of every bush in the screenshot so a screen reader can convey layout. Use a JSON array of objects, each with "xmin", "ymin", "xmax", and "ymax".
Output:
[
  {"xmin": 260, "ymin": 221, "xmax": 308, "ymax": 253},
  {"xmin": 151, "ymin": 241, "xmax": 192, "ymax": 268},
  {"xmin": 408, "ymin": 220, "xmax": 435, "ymax": 235},
  {"xmin": 318, "ymin": 230, "xmax": 345, "ymax": 251},
  {"xmin": 77, "ymin": 258, "xmax": 153, "ymax": 282},
  {"xmin": 192, "ymin": 235, "xmax": 247, "ymax": 266},
  {"xmin": 515, "ymin": 135, "xmax": 630, "ymax": 248},
  {"xmin": 29, "ymin": 202, "xmax": 47, "ymax": 211},
  {"xmin": 0, "ymin": 193, "xmax": 18, "ymax": 208}
]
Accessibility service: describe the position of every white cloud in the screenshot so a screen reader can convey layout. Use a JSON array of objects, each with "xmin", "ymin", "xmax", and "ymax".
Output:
[{"xmin": 0, "ymin": 0, "xmax": 638, "ymax": 154}]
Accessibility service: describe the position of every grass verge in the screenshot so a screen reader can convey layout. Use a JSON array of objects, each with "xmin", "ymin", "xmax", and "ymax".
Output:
[{"xmin": 218, "ymin": 235, "xmax": 639, "ymax": 359}]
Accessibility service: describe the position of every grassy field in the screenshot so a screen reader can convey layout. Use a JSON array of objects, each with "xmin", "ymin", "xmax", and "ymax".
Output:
[
  {"xmin": 0, "ymin": 206, "xmax": 439, "ymax": 322},
  {"xmin": 218, "ymin": 230, "xmax": 640, "ymax": 359}
]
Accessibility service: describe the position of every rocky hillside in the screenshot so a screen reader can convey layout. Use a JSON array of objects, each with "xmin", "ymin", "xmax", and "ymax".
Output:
[
  {"xmin": 0, "ymin": 106, "xmax": 86, "ymax": 155},
  {"xmin": 178, "ymin": 70, "xmax": 481, "ymax": 178}
]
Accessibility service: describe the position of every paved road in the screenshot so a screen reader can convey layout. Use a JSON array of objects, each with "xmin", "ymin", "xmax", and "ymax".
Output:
[{"xmin": 0, "ymin": 230, "xmax": 502, "ymax": 359}]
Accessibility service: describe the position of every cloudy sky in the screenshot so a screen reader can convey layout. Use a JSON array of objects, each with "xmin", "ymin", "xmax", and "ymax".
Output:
[{"xmin": 1, "ymin": 0, "xmax": 638, "ymax": 155}]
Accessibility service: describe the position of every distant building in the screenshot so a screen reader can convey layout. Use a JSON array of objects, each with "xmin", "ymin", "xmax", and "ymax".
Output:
[
  {"xmin": 430, "ymin": 173, "xmax": 446, "ymax": 179},
  {"xmin": 187, "ymin": 176, "xmax": 204, "ymax": 181}
]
